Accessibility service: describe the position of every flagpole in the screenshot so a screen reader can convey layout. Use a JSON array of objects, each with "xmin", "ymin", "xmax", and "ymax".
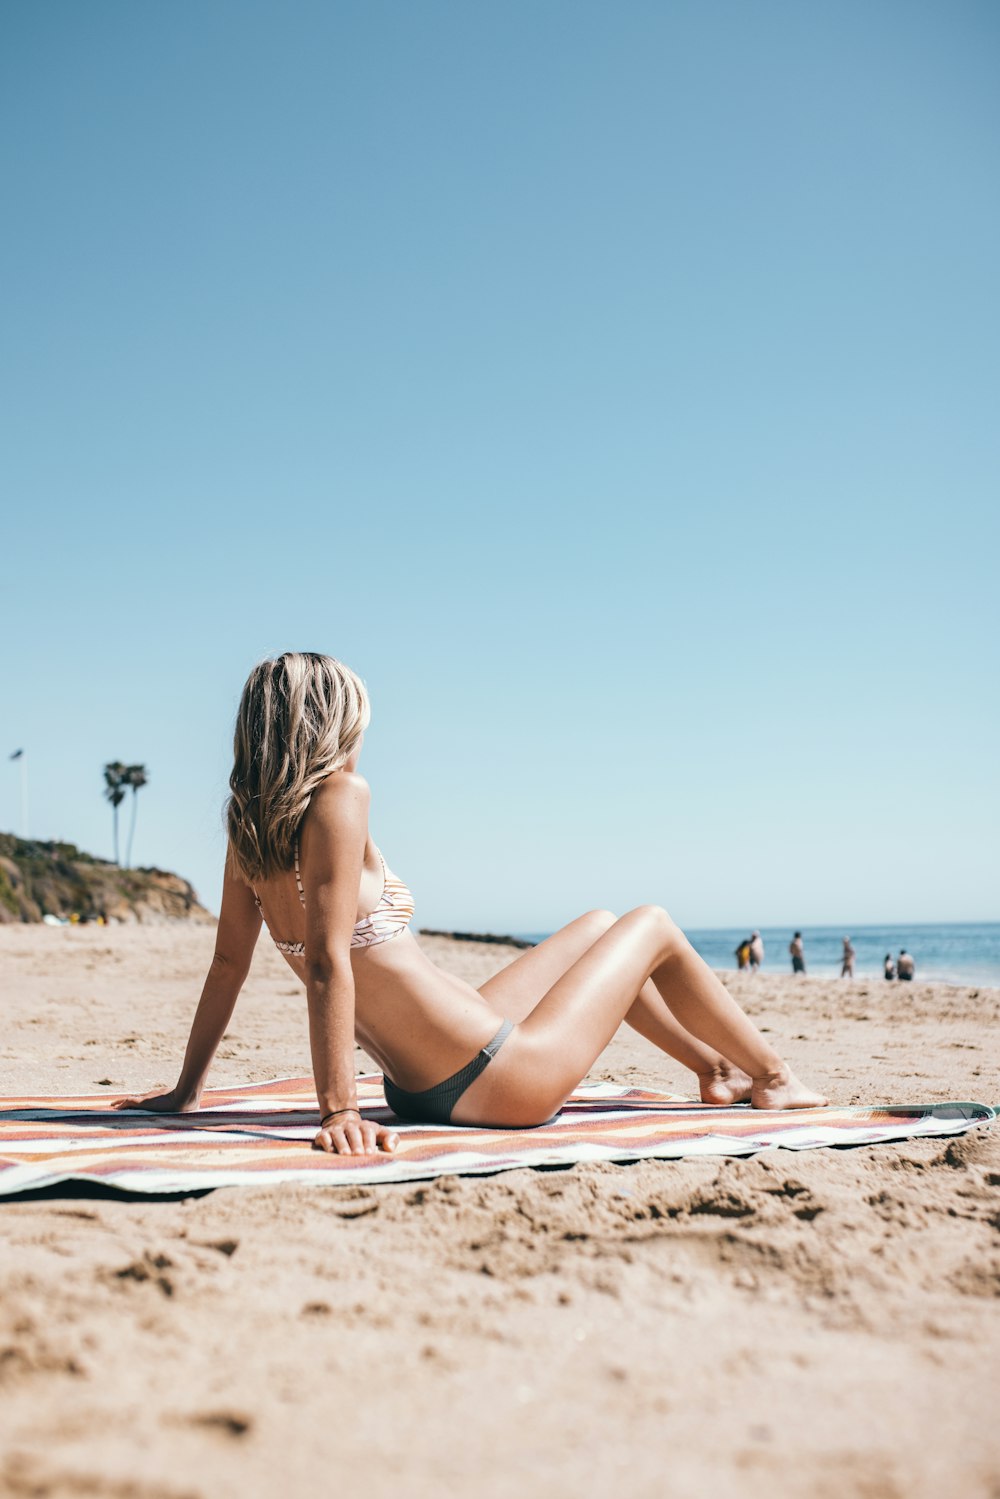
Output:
[{"xmin": 8, "ymin": 750, "xmax": 27, "ymax": 838}]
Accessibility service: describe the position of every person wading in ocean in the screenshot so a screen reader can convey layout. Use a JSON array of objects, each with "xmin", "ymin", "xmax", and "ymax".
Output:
[{"xmin": 841, "ymin": 936, "xmax": 856, "ymax": 979}]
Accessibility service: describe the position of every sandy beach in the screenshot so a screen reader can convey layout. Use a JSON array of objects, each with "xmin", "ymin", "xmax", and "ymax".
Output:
[{"xmin": 1, "ymin": 923, "xmax": 997, "ymax": 1499}]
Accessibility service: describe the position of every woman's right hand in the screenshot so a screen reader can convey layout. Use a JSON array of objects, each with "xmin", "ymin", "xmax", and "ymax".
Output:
[
  {"xmin": 111, "ymin": 1086, "xmax": 201, "ymax": 1113},
  {"xmin": 312, "ymin": 1109, "xmax": 399, "ymax": 1156}
]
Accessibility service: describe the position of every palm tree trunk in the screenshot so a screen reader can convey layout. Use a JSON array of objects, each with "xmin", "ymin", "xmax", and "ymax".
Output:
[
  {"xmin": 126, "ymin": 789, "xmax": 138, "ymax": 870},
  {"xmin": 113, "ymin": 803, "xmax": 120, "ymax": 866}
]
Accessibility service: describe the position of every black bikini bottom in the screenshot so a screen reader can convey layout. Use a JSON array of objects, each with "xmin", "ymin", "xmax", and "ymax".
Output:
[{"xmin": 382, "ymin": 1018, "xmax": 514, "ymax": 1125}]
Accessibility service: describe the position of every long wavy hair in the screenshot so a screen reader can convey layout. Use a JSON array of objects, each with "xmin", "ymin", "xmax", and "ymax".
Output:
[{"xmin": 226, "ymin": 652, "xmax": 371, "ymax": 883}]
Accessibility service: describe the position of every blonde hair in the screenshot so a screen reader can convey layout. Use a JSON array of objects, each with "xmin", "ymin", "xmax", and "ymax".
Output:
[{"xmin": 226, "ymin": 652, "xmax": 371, "ymax": 883}]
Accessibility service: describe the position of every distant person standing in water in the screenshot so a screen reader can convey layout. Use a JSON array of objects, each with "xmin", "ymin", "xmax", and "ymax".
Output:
[
  {"xmin": 841, "ymin": 936, "xmax": 856, "ymax": 979},
  {"xmin": 884, "ymin": 953, "xmax": 896, "ymax": 981},
  {"xmin": 749, "ymin": 931, "xmax": 764, "ymax": 971},
  {"xmin": 897, "ymin": 949, "xmax": 915, "ymax": 981},
  {"xmin": 789, "ymin": 932, "xmax": 806, "ymax": 975},
  {"xmin": 735, "ymin": 938, "xmax": 751, "ymax": 971}
]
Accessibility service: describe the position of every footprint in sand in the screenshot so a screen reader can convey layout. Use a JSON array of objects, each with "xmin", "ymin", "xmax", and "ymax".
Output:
[{"xmin": 189, "ymin": 1411, "xmax": 253, "ymax": 1438}]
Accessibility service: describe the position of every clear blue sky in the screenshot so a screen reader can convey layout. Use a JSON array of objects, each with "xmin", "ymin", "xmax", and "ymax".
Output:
[{"xmin": 2, "ymin": 1, "xmax": 997, "ymax": 932}]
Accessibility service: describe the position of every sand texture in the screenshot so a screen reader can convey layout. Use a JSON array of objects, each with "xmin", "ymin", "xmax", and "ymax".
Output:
[{"xmin": 0, "ymin": 924, "xmax": 998, "ymax": 1499}]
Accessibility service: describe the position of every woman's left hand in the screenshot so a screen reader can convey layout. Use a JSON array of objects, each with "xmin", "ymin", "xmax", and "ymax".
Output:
[{"xmin": 312, "ymin": 1109, "xmax": 399, "ymax": 1156}]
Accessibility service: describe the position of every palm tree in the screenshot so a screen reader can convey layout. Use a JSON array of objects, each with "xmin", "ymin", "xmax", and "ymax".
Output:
[
  {"xmin": 124, "ymin": 763, "xmax": 148, "ymax": 870},
  {"xmin": 103, "ymin": 762, "xmax": 128, "ymax": 865}
]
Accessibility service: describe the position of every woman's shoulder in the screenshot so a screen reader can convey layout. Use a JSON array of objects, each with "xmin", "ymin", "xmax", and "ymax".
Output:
[
  {"xmin": 305, "ymin": 770, "xmax": 371, "ymax": 828},
  {"xmin": 299, "ymin": 773, "xmax": 371, "ymax": 872}
]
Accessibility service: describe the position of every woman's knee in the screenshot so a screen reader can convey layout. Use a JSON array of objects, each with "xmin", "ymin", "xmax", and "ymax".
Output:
[
  {"xmin": 626, "ymin": 903, "xmax": 683, "ymax": 961},
  {"xmin": 580, "ymin": 908, "xmax": 617, "ymax": 936}
]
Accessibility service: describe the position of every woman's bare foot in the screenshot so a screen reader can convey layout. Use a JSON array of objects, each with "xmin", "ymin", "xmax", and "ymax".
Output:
[
  {"xmin": 751, "ymin": 1067, "xmax": 828, "ymax": 1110},
  {"xmin": 697, "ymin": 1063, "xmax": 753, "ymax": 1105}
]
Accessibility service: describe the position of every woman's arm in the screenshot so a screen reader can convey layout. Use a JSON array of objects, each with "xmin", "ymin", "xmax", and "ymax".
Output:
[
  {"xmin": 299, "ymin": 773, "xmax": 398, "ymax": 1156},
  {"xmin": 113, "ymin": 852, "xmax": 261, "ymax": 1112}
]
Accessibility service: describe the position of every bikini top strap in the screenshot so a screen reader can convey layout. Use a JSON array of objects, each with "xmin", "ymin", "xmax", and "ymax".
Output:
[{"xmin": 293, "ymin": 838, "xmax": 306, "ymax": 907}]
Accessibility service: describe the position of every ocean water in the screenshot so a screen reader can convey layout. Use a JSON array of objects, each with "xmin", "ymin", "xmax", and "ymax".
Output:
[{"xmin": 513, "ymin": 922, "xmax": 1000, "ymax": 988}]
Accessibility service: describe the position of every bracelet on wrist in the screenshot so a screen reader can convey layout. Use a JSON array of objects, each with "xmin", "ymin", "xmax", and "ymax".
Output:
[{"xmin": 320, "ymin": 1107, "xmax": 361, "ymax": 1129}]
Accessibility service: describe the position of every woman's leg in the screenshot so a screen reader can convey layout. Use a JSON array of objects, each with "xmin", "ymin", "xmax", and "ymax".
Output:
[
  {"xmin": 454, "ymin": 906, "xmax": 826, "ymax": 1126},
  {"xmin": 477, "ymin": 910, "xmax": 751, "ymax": 1103}
]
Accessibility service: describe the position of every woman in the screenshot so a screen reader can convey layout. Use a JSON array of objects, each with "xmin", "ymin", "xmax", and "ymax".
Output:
[{"xmin": 117, "ymin": 653, "xmax": 826, "ymax": 1157}]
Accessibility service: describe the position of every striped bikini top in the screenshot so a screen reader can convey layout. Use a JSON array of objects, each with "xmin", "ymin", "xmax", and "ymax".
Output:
[{"xmin": 253, "ymin": 841, "xmax": 415, "ymax": 957}]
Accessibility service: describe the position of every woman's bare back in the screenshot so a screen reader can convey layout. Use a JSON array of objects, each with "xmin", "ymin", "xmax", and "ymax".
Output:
[{"xmin": 252, "ymin": 841, "xmax": 501, "ymax": 1090}]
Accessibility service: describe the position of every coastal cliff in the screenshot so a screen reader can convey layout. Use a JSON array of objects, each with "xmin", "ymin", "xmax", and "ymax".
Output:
[{"xmin": 0, "ymin": 833, "xmax": 213, "ymax": 926}]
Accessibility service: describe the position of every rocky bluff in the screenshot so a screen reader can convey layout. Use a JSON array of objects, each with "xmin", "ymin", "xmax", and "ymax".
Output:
[{"xmin": 0, "ymin": 833, "xmax": 213, "ymax": 925}]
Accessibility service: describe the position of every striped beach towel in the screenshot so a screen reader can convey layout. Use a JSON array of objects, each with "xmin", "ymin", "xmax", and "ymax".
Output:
[{"xmin": 0, "ymin": 1075, "xmax": 993, "ymax": 1196}]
